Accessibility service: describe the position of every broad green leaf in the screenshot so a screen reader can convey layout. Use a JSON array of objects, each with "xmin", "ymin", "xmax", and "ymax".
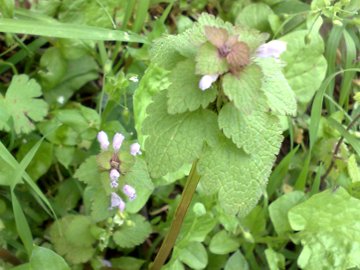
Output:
[
  {"xmin": 133, "ymin": 64, "xmax": 171, "ymax": 145},
  {"xmin": 209, "ymin": 230, "xmax": 240, "ymax": 255},
  {"xmin": 74, "ymin": 156, "xmax": 100, "ymax": 186},
  {"xmin": 178, "ymin": 242, "xmax": 208, "ymax": 270},
  {"xmin": 224, "ymin": 251, "xmax": 249, "ymax": 270},
  {"xmin": 124, "ymin": 158, "xmax": 154, "ymax": 213},
  {"xmin": 289, "ymin": 188, "xmax": 360, "ymax": 270},
  {"xmin": 280, "ymin": 30, "xmax": 327, "ymax": 104},
  {"xmin": 167, "ymin": 59, "xmax": 217, "ymax": 114},
  {"xmin": 113, "ymin": 214, "xmax": 152, "ymax": 248},
  {"xmin": 198, "ymin": 136, "xmax": 273, "ymax": 216},
  {"xmin": 269, "ymin": 191, "xmax": 305, "ymax": 235},
  {"xmin": 222, "ymin": 64, "xmax": 263, "ymax": 111},
  {"xmin": 265, "ymin": 248, "xmax": 285, "ymax": 270},
  {"xmin": 255, "ymin": 57, "xmax": 297, "ymax": 116},
  {"xmin": 30, "ymin": 246, "xmax": 70, "ymax": 270},
  {"xmin": 0, "ymin": 95, "xmax": 10, "ymax": 131},
  {"xmin": 54, "ymin": 146, "xmax": 75, "ymax": 169},
  {"xmin": 177, "ymin": 210, "xmax": 216, "ymax": 244},
  {"xmin": 218, "ymin": 102, "xmax": 282, "ymax": 157},
  {"xmin": 44, "ymin": 55, "xmax": 99, "ymax": 104},
  {"xmin": 2, "ymin": 75, "xmax": 48, "ymax": 134},
  {"xmin": 53, "ymin": 179, "xmax": 81, "ymax": 216},
  {"xmin": 195, "ymin": 43, "xmax": 228, "ymax": 75},
  {"xmin": 38, "ymin": 47, "xmax": 67, "ymax": 90},
  {"xmin": 236, "ymin": 3, "xmax": 274, "ymax": 32},
  {"xmin": 50, "ymin": 215, "xmax": 96, "ymax": 264},
  {"xmin": 143, "ymin": 91, "xmax": 219, "ymax": 178}
]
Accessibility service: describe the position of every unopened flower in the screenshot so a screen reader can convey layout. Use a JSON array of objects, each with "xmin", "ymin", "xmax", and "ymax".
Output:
[
  {"xmin": 97, "ymin": 131, "xmax": 110, "ymax": 151},
  {"xmin": 110, "ymin": 169, "xmax": 120, "ymax": 181},
  {"xmin": 110, "ymin": 180, "xmax": 119, "ymax": 188},
  {"xmin": 256, "ymin": 40, "xmax": 287, "ymax": 59},
  {"xmin": 113, "ymin": 133, "xmax": 125, "ymax": 152},
  {"xmin": 123, "ymin": 184, "xmax": 136, "ymax": 201},
  {"xmin": 130, "ymin": 142, "xmax": 142, "ymax": 156},
  {"xmin": 199, "ymin": 74, "xmax": 219, "ymax": 91},
  {"xmin": 110, "ymin": 192, "xmax": 125, "ymax": 212}
]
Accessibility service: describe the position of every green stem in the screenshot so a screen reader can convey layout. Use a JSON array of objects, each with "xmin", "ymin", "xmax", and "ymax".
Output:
[{"xmin": 151, "ymin": 161, "xmax": 201, "ymax": 270}]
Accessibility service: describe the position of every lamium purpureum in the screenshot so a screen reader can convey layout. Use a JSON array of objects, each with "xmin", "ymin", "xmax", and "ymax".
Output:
[
  {"xmin": 97, "ymin": 131, "xmax": 140, "ymax": 212},
  {"xmin": 136, "ymin": 13, "xmax": 297, "ymax": 269}
]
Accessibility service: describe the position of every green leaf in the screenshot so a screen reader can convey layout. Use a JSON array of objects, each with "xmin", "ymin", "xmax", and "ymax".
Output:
[
  {"xmin": 236, "ymin": 3, "xmax": 274, "ymax": 32},
  {"xmin": 113, "ymin": 214, "xmax": 152, "ymax": 248},
  {"xmin": 348, "ymin": 154, "xmax": 360, "ymax": 182},
  {"xmin": 2, "ymin": 75, "xmax": 48, "ymax": 134},
  {"xmin": 222, "ymin": 64, "xmax": 262, "ymax": 111},
  {"xmin": 133, "ymin": 64, "xmax": 171, "ymax": 145},
  {"xmin": 255, "ymin": 57, "xmax": 297, "ymax": 116},
  {"xmin": 218, "ymin": 102, "xmax": 282, "ymax": 157},
  {"xmin": 50, "ymin": 215, "xmax": 96, "ymax": 264},
  {"xmin": 269, "ymin": 191, "xmax": 305, "ymax": 236},
  {"xmin": 224, "ymin": 251, "xmax": 249, "ymax": 270},
  {"xmin": 167, "ymin": 59, "xmax": 217, "ymax": 114},
  {"xmin": 124, "ymin": 158, "xmax": 154, "ymax": 213},
  {"xmin": 0, "ymin": 18, "xmax": 146, "ymax": 42},
  {"xmin": 110, "ymin": 257, "xmax": 145, "ymax": 270},
  {"xmin": 38, "ymin": 47, "xmax": 67, "ymax": 90},
  {"xmin": 74, "ymin": 156, "xmax": 100, "ymax": 186},
  {"xmin": 288, "ymin": 188, "xmax": 360, "ymax": 270},
  {"xmin": 195, "ymin": 43, "xmax": 228, "ymax": 75},
  {"xmin": 178, "ymin": 242, "xmax": 208, "ymax": 270},
  {"xmin": 30, "ymin": 246, "xmax": 70, "ymax": 270},
  {"xmin": 143, "ymin": 91, "xmax": 219, "ymax": 178},
  {"xmin": 209, "ymin": 230, "xmax": 240, "ymax": 255},
  {"xmin": 265, "ymin": 248, "xmax": 285, "ymax": 270},
  {"xmin": 198, "ymin": 136, "xmax": 273, "ymax": 216},
  {"xmin": 177, "ymin": 210, "xmax": 216, "ymax": 244},
  {"xmin": 280, "ymin": 30, "xmax": 327, "ymax": 104}
]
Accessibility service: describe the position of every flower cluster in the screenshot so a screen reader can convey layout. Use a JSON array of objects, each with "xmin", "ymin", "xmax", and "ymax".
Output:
[
  {"xmin": 198, "ymin": 29, "xmax": 287, "ymax": 91},
  {"xmin": 97, "ymin": 131, "xmax": 142, "ymax": 212}
]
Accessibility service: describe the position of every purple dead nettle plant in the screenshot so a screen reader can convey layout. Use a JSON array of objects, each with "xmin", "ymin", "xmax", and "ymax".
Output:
[
  {"xmin": 97, "ymin": 131, "xmax": 141, "ymax": 212},
  {"xmin": 198, "ymin": 30, "xmax": 287, "ymax": 91}
]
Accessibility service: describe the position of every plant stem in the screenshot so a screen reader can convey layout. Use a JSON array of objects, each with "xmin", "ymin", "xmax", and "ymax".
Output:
[{"xmin": 150, "ymin": 161, "xmax": 201, "ymax": 270}]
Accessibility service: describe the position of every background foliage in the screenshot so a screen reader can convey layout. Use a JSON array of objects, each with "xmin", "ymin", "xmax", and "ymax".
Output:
[{"xmin": 0, "ymin": 0, "xmax": 359, "ymax": 269}]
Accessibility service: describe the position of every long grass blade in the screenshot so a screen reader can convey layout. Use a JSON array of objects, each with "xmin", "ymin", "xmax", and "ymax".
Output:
[{"xmin": 0, "ymin": 18, "xmax": 147, "ymax": 43}]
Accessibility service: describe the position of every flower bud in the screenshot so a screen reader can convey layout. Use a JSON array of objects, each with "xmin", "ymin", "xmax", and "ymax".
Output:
[
  {"xmin": 256, "ymin": 40, "xmax": 287, "ymax": 59},
  {"xmin": 113, "ymin": 133, "xmax": 125, "ymax": 152},
  {"xmin": 110, "ymin": 180, "xmax": 119, "ymax": 189},
  {"xmin": 110, "ymin": 192, "xmax": 125, "ymax": 212},
  {"xmin": 110, "ymin": 169, "xmax": 120, "ymax": 181},
  {"xmin": 130, "ymin": 142, "xmax": 142, "ymax": 156},
  {"xmin": 123, "ymin": 184, "xmax": 136, "ymax": 201},
  {"xmin": 198, "ymin": 74, "xmax": 219, "ymax": 91},
  {"xmin": 97, "ymin": 131, "xmax": 110, "ymax": 151}
]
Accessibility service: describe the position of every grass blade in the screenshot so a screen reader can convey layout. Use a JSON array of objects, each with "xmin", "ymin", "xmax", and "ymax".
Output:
[
  {"xmin": 339, "ymin": 29, "xmax": 357, "ymax": 108},
  {"xmin": 11, "ymin": 190, "xmax": 33, "ymax": 256},
  {"xmin": 267, "ymin": 146, "xmax": 299, "ymax": 197},
  {"xmin": 0, "ymin": 18, "xmax": 147, "ymax": 43},
  {"xmin": 328, "ymin": 117, "xmax": 360, "ymax": 157}
]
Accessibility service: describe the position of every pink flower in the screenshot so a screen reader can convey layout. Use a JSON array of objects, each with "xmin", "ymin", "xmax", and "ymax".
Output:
[
  {"xmin": 130, "ymin": 143, "xmax": 142, "ymax": 156},
  {"xmin": 256, "ymin": 40, "xmax": 287, "ymax": 59},
  {"xmin": 110, "ymin": 192, "xmax": 125, "ymax": 212},
  {"xmin": 123, "ymin": 184, "xmax": 136, "ymax": 201},
  {"xmin": 97, "ymin": 131, "xmax": 110, "ymax": 151},
  {"xmin": 113, "ymin": 133, "xmax": 125, "ymax": 152},
  {"xmin": 198, "ymin": 74, "xmax": 219, "ymax": 91},
  {"xmin": 110, "ymin": 169, "xmax": 120, "ymax": 181}
]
